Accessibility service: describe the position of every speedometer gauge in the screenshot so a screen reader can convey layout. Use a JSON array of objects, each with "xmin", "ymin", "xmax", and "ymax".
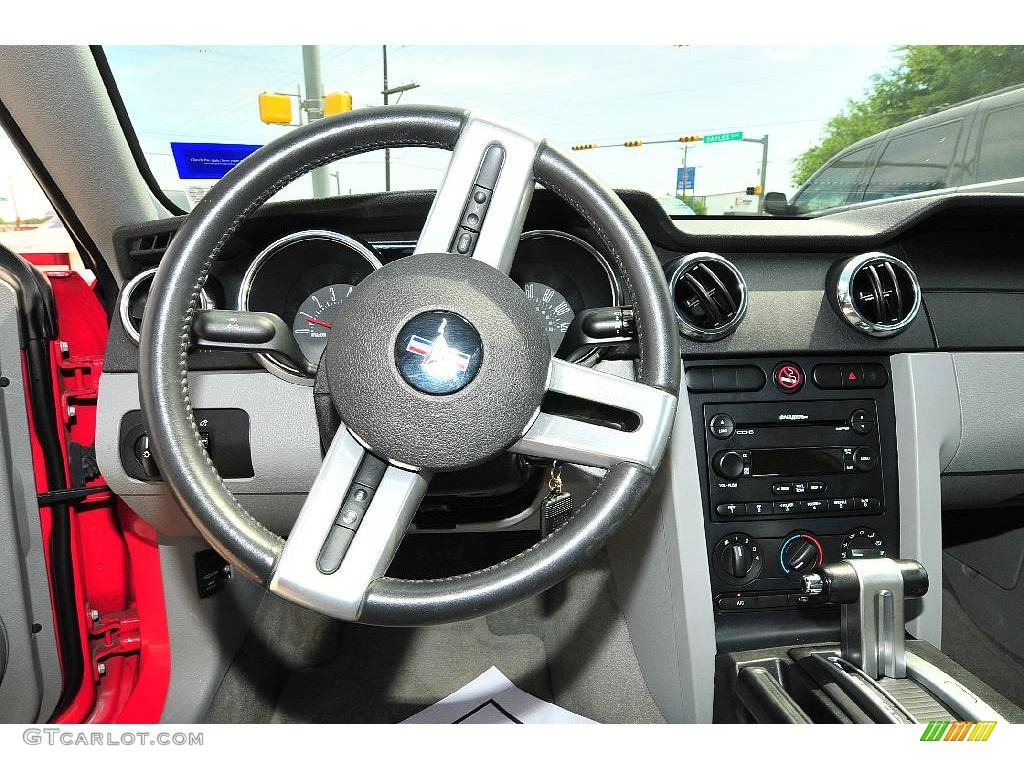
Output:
[
  {"xmin": 523, "ymin": 281, "xmax": 574, "ymax": 353},
  {"xmin": 291, "ymin": 283, "xmax": 354, "ymax": 365}
]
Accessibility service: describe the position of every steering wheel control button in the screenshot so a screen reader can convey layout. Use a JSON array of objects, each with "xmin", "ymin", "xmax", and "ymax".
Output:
[
  {"xmin": 773, "ymin": 362, "xmax": 804, "ymax": 393},
  {"xmin": 449, "ymin": 143, "xmax": 505, "ymax": 257},
  {"xmin": 316, "ymin": 525, "xmax": 355, "ymax": 575},
  {"xmin": 396, "ymin": 311, "xmax": 483, "ymax": 396},
  {"xmin": 709, "ymin": 413, "xmax": 736, "ymax": 439}
]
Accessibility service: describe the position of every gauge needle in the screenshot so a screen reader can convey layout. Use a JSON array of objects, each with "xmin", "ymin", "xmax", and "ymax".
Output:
[{"xmin": 305, "ymin": 317, "xmax": 333, "ymax": 328}]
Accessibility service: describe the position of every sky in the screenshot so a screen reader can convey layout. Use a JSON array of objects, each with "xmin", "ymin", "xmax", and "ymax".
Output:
[{"xmin": 2, "ymin": 45, "xmax": 901, "ymax": 219}]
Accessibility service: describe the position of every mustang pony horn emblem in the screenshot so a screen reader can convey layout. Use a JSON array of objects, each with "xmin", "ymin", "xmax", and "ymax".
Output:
[{"xmin": 405, "ymin": 318, "xmax": 472, "ymax": 380}]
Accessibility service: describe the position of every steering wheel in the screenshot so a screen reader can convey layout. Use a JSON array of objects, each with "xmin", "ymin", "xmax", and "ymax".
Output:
[{"xmin": 140, "ymin": 106, "xmax": 680, "ymax": 626}]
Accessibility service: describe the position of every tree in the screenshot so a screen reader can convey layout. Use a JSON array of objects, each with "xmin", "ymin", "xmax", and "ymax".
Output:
[
  {"xmin": 793, "ymin": 46, "xmax": 1024, "ymax": 186},
  {"xmin": 679, "ymin": 195, "xmax": 708, "ymax": 215}
]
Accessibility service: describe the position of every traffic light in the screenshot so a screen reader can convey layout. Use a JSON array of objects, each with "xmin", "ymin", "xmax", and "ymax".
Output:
[
  {"xmin": 324, "ymin": 92, "xmax": 353, "ymax": 117},
  {"xmin": 258, "ymin": 92, "xmax": 293, "ymax": 125},
  {"xmin": 746, "ymin": 185, "xmax": 764, "ymax": 195},
  {"xmin": 679, "ymin": 134, "xmax": 702, "ymax": 143},
  {"xmin": 571, "ymin": 143, "xmax": 599, "ymax": 151},
  {"xmin": 624, "ymin": 139, "xmax": 643, "ymax": 148}
]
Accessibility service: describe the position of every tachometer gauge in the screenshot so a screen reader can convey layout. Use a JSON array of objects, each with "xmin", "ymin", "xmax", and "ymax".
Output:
[
  {"xmin": 291, "ymin": 283, "xmax": 353, "ymax": 365},
  {"xmin": 523, "ymin": 281, "xmax": 575, "ymax": 353}
]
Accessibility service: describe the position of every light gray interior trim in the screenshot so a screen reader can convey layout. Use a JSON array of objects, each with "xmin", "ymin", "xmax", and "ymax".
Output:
[
  {"xmin": 891, "ymin": 352, "xmax": 961, "ymax": 646},
  {"xmin": 607, "ymin": 388, "xmax": 717, "ymax": 723},
  {"xmin": 159, "ymin": 538, "xmax": 263, "ymax": 724},
  {"xmin": 0, "ymin": 45, "xmax": 168, "ymax": 283},
  {"xmin": 0, "ymin": 283, "xmax": 61, "ymax": 723},
  {"xmin": 946, "ymin": 352, "xmax": 1024, "ymax": 474},
  {"xmin": 96, "ymin": 371, "xmax": 321, "ymax": 537}
]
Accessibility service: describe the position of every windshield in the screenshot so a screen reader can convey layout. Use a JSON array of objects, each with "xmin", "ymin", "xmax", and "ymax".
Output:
[{"xmin": 103, "ymin": 45, "xmax": 1024, "ymax": 217}]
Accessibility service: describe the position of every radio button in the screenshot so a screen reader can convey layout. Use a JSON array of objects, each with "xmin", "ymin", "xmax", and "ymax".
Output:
[
  {"xmin": 772, "ymin": 483, "xmax": 794, "ymax": 495},
  {"xmin": 853, "ymin": 446, "xmax": 877, "ymax": 471},
  {"xmin": 709, "ymin": 413, "xmax": 736, "ymax": 439},
  {"xmin": 716, "ymin": 503, "xmax": 744, "ymax": 517},
  {"xmin": 774, "ymin": 500, "xmax": 799, "ymax": 514},
  {"xmin": 829, "ymin": 497, "xmax": 853, "ymax": 512},
  {"xmin": 853, "ymin": 497, "xmax": 880, "ymax": 511},
  {"xmin": 714, "ymin": 450, "xmax": 747, "ymax": 480},
  {"xmin": 792, "ymin": 481, "xmax": 808, "ymax": 494},
  {"xmin": 800, "ymin": 499, "xmax": 827, "ymax": 513},
  {"xmin": 746, "ymin": 501, "xmax": 772, "ymax": 515},
  {"xmin": 850, "ymin": 409, "xmax": 874, "ymax": 435},
  {"xmin": 808, "ymin": 481, "xmax": 827, "ymax": 494}
]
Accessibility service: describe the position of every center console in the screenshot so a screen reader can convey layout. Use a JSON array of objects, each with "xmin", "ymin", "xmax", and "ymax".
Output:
[{"xmin": 686, "ymin": 356, "xmax": 900, "ymax": 649}]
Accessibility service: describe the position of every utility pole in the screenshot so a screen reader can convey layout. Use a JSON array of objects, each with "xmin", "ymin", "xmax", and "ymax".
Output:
[
  {"xmin": 381, "ymin": 45, "xmax": 419, "ymax": 191},
  {"xmin": 741, "ymin": 134, "xmax": 769, "ymax": 213},
  {"xmin": 301, "ymin": 45, "xmax": 331, "ymax": 199}
]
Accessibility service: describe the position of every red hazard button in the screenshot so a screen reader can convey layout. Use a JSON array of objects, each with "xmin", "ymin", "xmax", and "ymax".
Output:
[{"xmin": 773, "ymin": 362, "xmax": 804, "ymax": 393}]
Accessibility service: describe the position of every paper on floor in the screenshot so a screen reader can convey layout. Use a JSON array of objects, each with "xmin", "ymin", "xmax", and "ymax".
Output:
[{"xmin": 402, "ymin": 666, "xmax": 594, "ymax": 724}]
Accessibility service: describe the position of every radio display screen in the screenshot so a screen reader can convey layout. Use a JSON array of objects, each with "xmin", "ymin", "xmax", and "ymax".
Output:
[{"xmin": 750, "ymin": 447, "xmax": 845, "ymax": 476}]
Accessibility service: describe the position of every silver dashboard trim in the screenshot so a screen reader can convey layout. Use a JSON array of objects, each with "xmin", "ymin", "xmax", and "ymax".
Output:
[
  {"xmin": 236, "ymin": 229, "xmax": 382, "ymax": 385},
  {"xmin": 835, "ymin": 252, "xmax": 922, "ymax": 338},
  {"xmin": 119, "ymin": 267, "xmax": 210, "ymax": 344}
]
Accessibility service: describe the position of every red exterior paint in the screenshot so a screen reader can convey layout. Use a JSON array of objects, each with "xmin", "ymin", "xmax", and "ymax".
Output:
[{"xmin": 24, "ymin": 271, "xmax": 169, "ymax": 723}]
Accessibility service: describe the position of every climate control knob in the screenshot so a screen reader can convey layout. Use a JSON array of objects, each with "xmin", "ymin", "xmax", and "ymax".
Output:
[
  {"xmin": 780, "ymin": 533, "xmax": 824, "ymax": 577},
  {"xmin": 713, "ymin": 450, "xmax": 746, "ymax": 480},
  {"xmin": 713, "ymin": 533, "xmax": 762, "ymax": 584}
]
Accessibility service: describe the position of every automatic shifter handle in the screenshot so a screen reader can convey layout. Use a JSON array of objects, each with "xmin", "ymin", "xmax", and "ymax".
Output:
[{"xmin": 802, "ymin": 558, "xmax": 929, "ymax": 680}]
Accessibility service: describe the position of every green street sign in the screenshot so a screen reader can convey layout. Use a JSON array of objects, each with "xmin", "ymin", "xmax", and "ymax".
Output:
[{"xmin": 703, "ymin": 131, "xmax": 744, "ymax": 144}]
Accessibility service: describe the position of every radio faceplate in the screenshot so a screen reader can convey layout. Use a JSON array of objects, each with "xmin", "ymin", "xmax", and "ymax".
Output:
[{"xmin": 705, "ymin": 398, "xmax": 884, "ymax": 522}]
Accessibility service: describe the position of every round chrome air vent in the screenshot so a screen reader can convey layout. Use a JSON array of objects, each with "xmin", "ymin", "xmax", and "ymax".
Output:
[
  {"xmin": 119, "ymin": 268, "xmax": 211, "ymax": 344},
  {"xmin": 833, "ymin": 252, "xmax": 921, "ymax": 338},
  {"xmin": 669, "ymin": 252, "xmax": 748, "ymax": 341}
]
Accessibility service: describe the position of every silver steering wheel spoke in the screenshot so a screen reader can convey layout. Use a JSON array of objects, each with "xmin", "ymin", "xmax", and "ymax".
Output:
[
  {"xmin": 270, "ymin": 428, "xmax": 430, "ymax": 621},
  {"xmin": 511, "ymin": 358, "xmax": 677, "ymax": 470},
  {"xmin": 415, "ymin": 113, "xmax": 540, "ymax": 274}
]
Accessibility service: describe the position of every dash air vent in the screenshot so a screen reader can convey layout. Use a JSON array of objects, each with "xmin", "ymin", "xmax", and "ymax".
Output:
[
  {"xmin": 128, "ymin": 230, "xmax": 175, "ymax": 264},
  {"xmin": 833, "ymin": 252, "xmax": 921, "ymax": 338},
  {"xmin": 669, "ymin": 252, "xmax": 748, "ymax": 341}
]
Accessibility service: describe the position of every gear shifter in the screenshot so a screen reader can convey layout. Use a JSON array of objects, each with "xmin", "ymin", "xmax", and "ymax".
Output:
[{"xmin": 802, "ymin": 558, "xmax": 928, "ymax": 679}]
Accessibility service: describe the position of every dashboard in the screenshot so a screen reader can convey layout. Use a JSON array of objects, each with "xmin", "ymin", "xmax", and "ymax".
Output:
[
  {"xmin": 101, "ymin": 189, "xmax": 1024, "ymax": 636},
  {"xmin": 114, "ymin": 223, "xmax": 622, "ymax": 384}
]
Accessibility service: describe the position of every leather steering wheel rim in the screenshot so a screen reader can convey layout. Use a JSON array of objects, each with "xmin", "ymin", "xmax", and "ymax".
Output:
[{"xmin": 140, "ymin": 105, "xmax": 680, "ymax": 626}]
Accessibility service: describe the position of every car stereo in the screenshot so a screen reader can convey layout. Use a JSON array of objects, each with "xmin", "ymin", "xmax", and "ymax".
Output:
[{"xmin": 705, "ymin": 398, "xmax": 883, "ymax": 522}]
